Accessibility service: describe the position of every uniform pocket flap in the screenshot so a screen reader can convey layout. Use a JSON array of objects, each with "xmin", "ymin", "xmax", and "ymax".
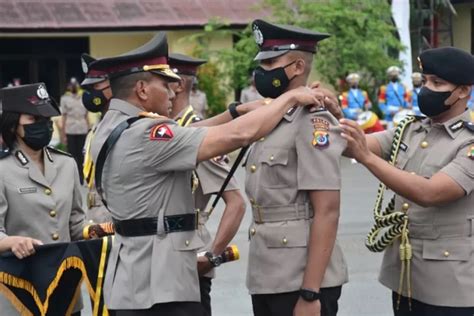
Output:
[
  {"xmin": 422, "ymin": 238, "xmax": 471, "ymax": 261},
  {"xmin": 264, "ymin": 225, "xmax": 308, "ymax": 248},
  {"xmin": 170, "ymin": 231, "xmax": 204, "ymax": 251},
  {"xmin": 259, "ymin": 148, "xmax": 289, "ymax": 166}
]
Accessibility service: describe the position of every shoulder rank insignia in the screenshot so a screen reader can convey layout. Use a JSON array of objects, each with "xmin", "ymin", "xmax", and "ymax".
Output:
[
  {"xmin": 464, "ymin": 121, "xmax": 474, "ymax": 133},
  {"xmin": 15, "ymin": 150, "xmax": 29, "ymax": 166},
  {"xmin": 47, "ymin": 146, "xmax": 73, "ymax": 157},
  {"xmin": 139, "ymin": 111, "xmax": 167, "ymax": 119},
  {"xmin": 150, "ymin": 124, "xmax": 174, "ymax": 141},
  {"xmin": 468, "ymin": 145, "xmax": 474, "ymax": 160},
  {"xmin": 311, "ymin": 117, "xmax": 330, "ymax": 148},
  {"xmin": 0, "ymin": 148, "xmax": 10, "ymax": 159},
  {"xmin": 286, "ymin": 106, "xmax": 297, "ymax": 117},
  {"xmin": 449, "ymin": 120, "xmax": 464, "ymax": 133}
]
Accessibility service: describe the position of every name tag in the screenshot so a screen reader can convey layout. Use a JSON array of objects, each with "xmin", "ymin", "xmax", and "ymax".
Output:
[{"xmin": 18, "ymin": 187, "xmax": 37, "ymax": 194}]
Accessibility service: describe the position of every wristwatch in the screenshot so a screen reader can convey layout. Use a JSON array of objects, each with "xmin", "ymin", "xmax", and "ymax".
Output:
[
  {"xmin": 228, "ymin": 101, "xmax": 242, "ymax": 119},
  {"xmin": 299, "ymin": 288, "xmax": 321, "ymax": 302},
  {"xmin": 204, "ymin": 251, "xmax": 223, "ymax": 268}
]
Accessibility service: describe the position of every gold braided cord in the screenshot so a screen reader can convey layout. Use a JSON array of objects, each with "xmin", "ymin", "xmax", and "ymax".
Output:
[{"xmin": 365, "ymin": 115, "xmax": 416, "ymax": 252}]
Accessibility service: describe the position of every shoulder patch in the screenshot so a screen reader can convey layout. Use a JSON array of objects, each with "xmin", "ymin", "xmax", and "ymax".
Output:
[
  {"xmin": 150, "ymin": 124, "xmax": 174, "ymax": 141},
  {"xmin": 468, "ymin": 145, "xmax": 474, "ymax": 160},
  {"xmin": 47, "ymin": 146, "xmax": 73, "ymax": 157},
  {"xmin": 311, "ymin": 117, "xmax": 330, "ymax": 148},
  {"xmin": 464, "ymin": 121, "xmax": 474, "ymax": 133},
  {"xmin": 0, "ymin": 149, "xmax": 11, "ymax": 159}
]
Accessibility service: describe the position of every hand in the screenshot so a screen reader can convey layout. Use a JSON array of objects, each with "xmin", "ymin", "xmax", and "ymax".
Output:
[
  {"xmin": 339, "ymin": 118, "xmax": 373, "ymax": 164},
  {"xmin": 197, "ymin": 255, "xmax": 213, "ymax": 276},
  {"xmin": 238, "ymin": 99, "xmax": 271, "ymax": 115},
  {"xmin": 293, "ymin": 298, "xmax": 321, "ymax": 316},
  {"xmin": 8, "ymin": 236, "xmax": 43, "ymax": 259},
  {"xmin": 287, "ymin": 86, "xmax": 325, "ymax": 108},
  {"xmin": 308, "ymin": 81, "xmax": 343, "ymax": 119}
]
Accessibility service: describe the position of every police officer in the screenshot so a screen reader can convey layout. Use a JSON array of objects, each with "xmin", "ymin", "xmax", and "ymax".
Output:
[
  {"xmin": 246, "ymin": 19, "xmax": 348, "ymax": 316},
  {"xmin": 340, "ymin": 47, "xmax": 474, "ymax": 316},
  {"xmin": 168, "ymin": 52, "xmax": 246, "ymax": 316},
  {"xmin": 80, "ymin": 53, "xmax": 113, "ymax": 223},
  {"xmin": 339, "ymin": 73, "xmax": 371, "ymax": 120},
  {"xmin": 408, "ymin": 72, "xmax": 422, "ymax": 115},
  {"xmin": 89, "ymin": 32, "xmax": 325, "ymax": 316},
  {"xmin": 0, "ymin": 83, "xmax": 86, "ymax": 315},
  {"xmin": 378, "ymin": 66, "xmax": 410, "ymax": 124}
]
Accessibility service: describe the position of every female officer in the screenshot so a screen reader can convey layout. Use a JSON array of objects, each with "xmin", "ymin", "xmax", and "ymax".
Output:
[{"xmin": 0, "ymin": 83, "xmax": 86, "ymax": 316}]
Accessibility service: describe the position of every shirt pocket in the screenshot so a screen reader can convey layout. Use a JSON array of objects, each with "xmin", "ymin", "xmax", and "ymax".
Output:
[
  {"xmin": 422, "ymin": 237, "xmax": 471, "ymax": 261},
  {"xmin": 263, "ymin": 225, "xmax": 308, "ymax": 249},
  {"xmin": 170, "ymin": 230, "xmax": 204, "ymax": 251},
  {"xmin": 258, "ymin": 147, "xmax": 291, "ymax": 189}
]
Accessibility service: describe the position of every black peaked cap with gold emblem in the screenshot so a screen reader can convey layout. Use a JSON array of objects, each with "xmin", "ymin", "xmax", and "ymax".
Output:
[
  {"xmin": 91, "ymin": 32, "xmax": 181, "ymax": 82},
  {"xmin": 169, "ymin": 53, "xmax": 207, "ymax": 76},
  {"xmin": 252, "ymin": 19, "xmax": 330, "ymax": 61},
  {"xmin": 0, "ymin": 83, "xmax": 60, "ymax": 117},
  {"xmin": 418, "ymin": 47, "xmax": 474, "ymax": 85},
  {"xmin": 80, "ymin": 53, "xmax": 109, "ymax": 87}
]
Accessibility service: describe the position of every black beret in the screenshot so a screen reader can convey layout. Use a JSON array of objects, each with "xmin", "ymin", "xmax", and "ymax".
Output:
[
  {"xmin": 91, "ymin": 32, "xmax": 180, "ymax": 82},
  {"xmin": 252, "ymin": 19, "xmax": 330, "ymax": 61},
  {"xmin": 418, "ymin": 47, "xmax": 474, "ymax": 85},
  {"xmin": 169, "ymin": 53, "xmax": 207, "ymax": 76},
  {"xmin": 0, "ymin": 83, "xmax": 60, "ymax": 117}
]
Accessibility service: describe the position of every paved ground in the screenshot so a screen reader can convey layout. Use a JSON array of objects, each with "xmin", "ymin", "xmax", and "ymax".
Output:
[{"xmin": 82, "ymin": 158, "xmax": 393, "ymax": 316}]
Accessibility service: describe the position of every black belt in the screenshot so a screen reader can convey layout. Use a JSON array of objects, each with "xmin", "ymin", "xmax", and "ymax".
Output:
[{"xmin": 113, "ymin": 213, "xmax": 197, "ymax": 237}]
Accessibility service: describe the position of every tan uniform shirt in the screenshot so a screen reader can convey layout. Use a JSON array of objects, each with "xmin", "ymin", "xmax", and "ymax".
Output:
[
  {"xmin": 245, "ymin": 106, "xmax": 349, "ymax": 294},
  {"xmin": 240, "ymin": 86, "xmax": 262, "ymax": 103},
  {"xmin": 60, "ymin": 92, "xmax": 89, "ymax": 135},
  {"xmin": 373, "ymin": 110, "xmax": 474, "ymax": 307},
  {"xmin": 0, "ymin": 147, "xmax": 86, "ymax": 314},
  {"xmin": 90, "ymin": 99, "xmax": 207, "ymax": 309},
  {"xmin": 189, "ymin": 90, "xmax": 208, "ymax": 119}
]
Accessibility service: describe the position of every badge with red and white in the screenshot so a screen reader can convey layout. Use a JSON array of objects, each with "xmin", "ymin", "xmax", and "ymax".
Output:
[
  {"xmin": 150, "ymin": 124, "xmax": 174, "ymax": 141},
  {"xmin": 312, "ymin": 130, "xmax": 329, "ymax": 148}
]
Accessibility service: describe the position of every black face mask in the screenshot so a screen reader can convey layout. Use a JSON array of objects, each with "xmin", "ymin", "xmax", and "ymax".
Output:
[
  {"xmin": 22, "ymin": 120, "xmax": 53, "ymax": 151},
  {"xmin": 417, "ymin": 86, "xmax": 459, "ymax": 117},
  {"xmin": 82, "ymin": 86, "xmax": 110, "ymax": 113},
  {"xmin": 390, "ymin": 77, "xmax": 398, "ymax": 83},
  {"xmin": 350, "ymin": 84, "xmax": 358, "ymax": 89},
  {"xmin": 254, "ymin": 61, "xmax": 296, "ymax": 98}
]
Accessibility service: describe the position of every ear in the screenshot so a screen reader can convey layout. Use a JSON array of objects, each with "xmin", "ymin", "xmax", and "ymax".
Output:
[
  {"xmin": 135, "ymin": 80, "xmax": 149, "ymax": 101},
  {"xmin": 293, "ymin": 58, "xmax": 306, "ymax": 76},
  {"xmin": 175, "ymin": 78, "xmax": 186, "ymax": 94},
  {"xmin": 457, "ymin": 85, "xmax": 471, "ymax": 100}
]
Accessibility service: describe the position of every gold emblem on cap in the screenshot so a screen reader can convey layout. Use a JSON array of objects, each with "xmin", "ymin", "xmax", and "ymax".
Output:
[{"xmin": 417, "ymin": 57, "xmax": 423, "ymax": 71}]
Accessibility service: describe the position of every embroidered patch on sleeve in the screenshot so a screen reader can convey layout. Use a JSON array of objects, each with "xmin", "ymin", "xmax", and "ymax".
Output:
[
  {"xmin": 468, "ymin": 145, "xmax": 474, "ymax": 160},
  {"xmin": 311, "ymin": 117, "xmax": 330, "ymax": 148},
  {"xmin": 150, "ymin": 124, "xmax": 174, "ymax": 141}
]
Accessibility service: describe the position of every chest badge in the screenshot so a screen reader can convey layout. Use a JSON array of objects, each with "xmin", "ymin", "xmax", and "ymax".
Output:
[
  {"xmin": 468, "ymin": 145, "xmax": 474, "ymax": 160},
  {"xmin": 311, "ymin": 117, "xmax": 330, "ymax": 148}
]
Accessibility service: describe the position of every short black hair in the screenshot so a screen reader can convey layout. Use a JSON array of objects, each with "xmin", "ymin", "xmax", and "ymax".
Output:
[
  {"xmin": 110, "ymin": 72, "xmax": 154, "ymax": 100},
  {"xmin": 0, "ymin": 111, "xmax": 21, "ymax": 151}
]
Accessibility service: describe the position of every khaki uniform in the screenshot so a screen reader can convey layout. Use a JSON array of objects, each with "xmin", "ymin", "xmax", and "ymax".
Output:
[
  {"xmin": 90, "ymin": 99, "xmax": 208, "ymax": 309},
  {"xmin": 373, "ymin": 110, "xmax": 474, "ymax": 307},
  {"xmin": 245, "ymin": 106, "xmax": 348, "ymax": 294},
  {"xmin": 0, "ymin": 147, "xmax": 86, "ymax": 314},
  {"xmin": 60, "ymin": 92, "xmax": 89, "ymax": 135},
  {"xmin": 189, "ymin": 90, "xmax": 208, "ymax": 119},
  {"xmin": 240, "ymin": 86, "xmax": 263, "ymax": 103}
]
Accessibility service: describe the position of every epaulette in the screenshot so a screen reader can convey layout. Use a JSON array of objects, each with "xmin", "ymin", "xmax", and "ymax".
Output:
[
  {"xmin": 47, "ymin": 146, "xmax": 73, "ymax": 157},
  {"xmin": 0, "ymin": 149, "xmax": 11, "ymax": 159},
  {"xmin": 464, "ymin": 120, "xmax": 474, "ymax": 133}
]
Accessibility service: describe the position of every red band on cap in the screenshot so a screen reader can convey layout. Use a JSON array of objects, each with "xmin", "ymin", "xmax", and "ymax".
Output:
[
  {"xmin": 262, "ymin": 39, "xmax": 317, "ymax": 48},
  {"xmin": 169, "ymin": 63, "xmax": 198, "ymax": 76},
  {"xmin": 106, "ymin": 56, "xmax": 168, "ymax": 74},
  {"xmin": 87, "ymin": 69, "xmax": 108, "ymax": 77}
]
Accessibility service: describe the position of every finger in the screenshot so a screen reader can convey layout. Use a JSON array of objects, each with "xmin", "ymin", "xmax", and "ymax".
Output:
[
  {"xmin": 13, "ymin": 250, "xmax": 23, "ymax": 260},
  {"xmin": 309, "ymin": 81, "xmax": 320, "ymax": 89},
  {"xmin": 32, "ymin": 239, "xmax": 43, "ymax": 246},
  {"xmin": 26, "ymin": 239, "xmax": 36, "ymax": 255},
  {"xmin": 339, "ymin": 118, "xmax": 360, "ymax": 128}
]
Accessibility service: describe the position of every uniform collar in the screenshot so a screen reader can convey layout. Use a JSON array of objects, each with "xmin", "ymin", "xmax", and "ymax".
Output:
[
  {"xmin": 109, "ymin": 98, "xmax": 143, "ymax": 117},
  {"xmin": 14, "ymin": 148, "xmax": 54, "ymax": 188},
  {"xmin": 417, "ymin": 110, "xmax": 471, "ymax": 139}
]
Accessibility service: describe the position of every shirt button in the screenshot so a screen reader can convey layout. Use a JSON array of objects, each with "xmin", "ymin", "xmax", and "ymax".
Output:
[
  {"xmin": 185, "ymin": 240, "xmax": 190, "ymax": 247},
  {"xmin": 282, "ymin": 237, "xmax": 288, "ymax": 245},
  {"xmin": 443, "ymin": 251, "xmax": 450, "ymax": 257},
  {"xmin": 52, "ymin": 233, "xmax": 59, "ymax": 240},
  {"xmin": 250, "ymin": 165, "xmax": 257, "ymax": 173},
  {"xmin": 250, "ymin": 228, "xmax": 256, "ymax": 236},
  {"xmin": 49, "ymin": 210, "xmax": 56, "ymax": 217},
  {"xmin": 259, "ymin": 137, "xmax": 265, "ymax": 142},
  {"xmin": 420, "ymin": 141, "xmax": 429, "ymax": 149},
  {"xmin": 402, "ymin": 203, "xmax": 410, "ymax": 211},
  {"xmin": 44, "ymin": 188, "xmax": 52, "ymax": 195}
]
